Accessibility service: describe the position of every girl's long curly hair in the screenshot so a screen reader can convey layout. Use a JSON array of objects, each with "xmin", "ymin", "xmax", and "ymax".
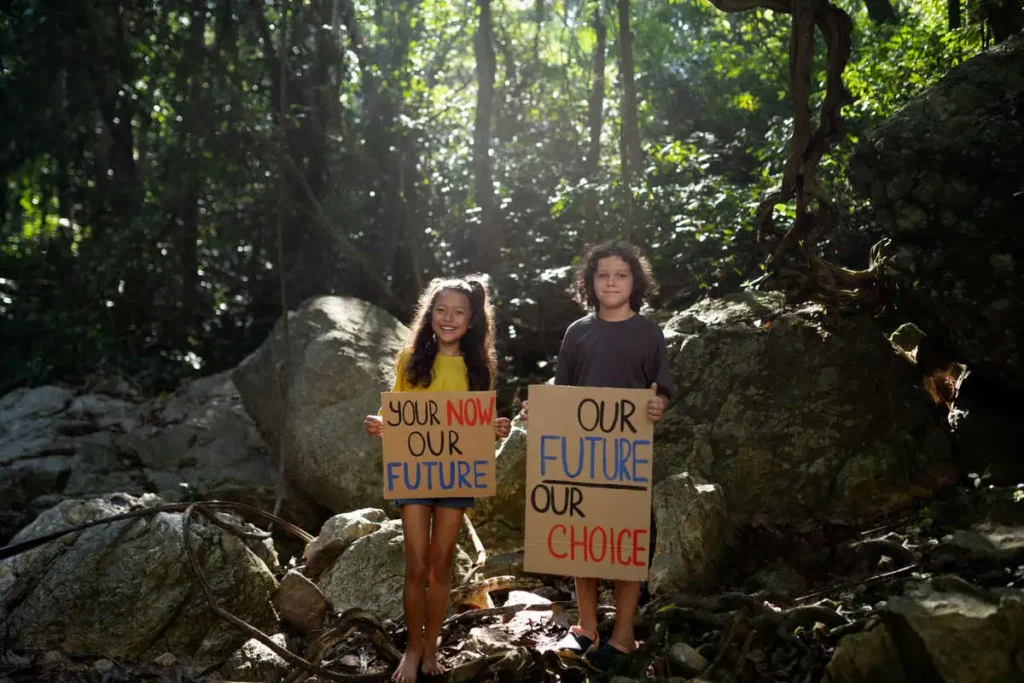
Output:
[
  {"xmin": 574, "ymin": 240, "xmax": 657, "ymax": 313},
  {"xmin": 401, "ymin": 276, "xmax": 497, "ymax": 391}
]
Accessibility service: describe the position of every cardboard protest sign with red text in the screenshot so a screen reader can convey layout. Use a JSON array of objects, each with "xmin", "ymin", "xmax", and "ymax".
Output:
[
  {"xmin": 381, "ymin": 391, "xmax": 496, "ymax": 499},
  {"xmin": 524, "ymin": 385, "xmax": 654, "ymax": 581}
]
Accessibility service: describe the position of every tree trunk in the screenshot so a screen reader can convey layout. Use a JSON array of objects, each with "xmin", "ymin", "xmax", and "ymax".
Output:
[
  {"xmin": 473, "ymin": 0, "xmax": 498, "ymax": 272},
  {"xmin": 616, "ymin": 0, "xmax": 641, "ymax": 243},
  {"xmin": 863, "ymin": 0, "xmax": 897, "ymax": 24},
  {"xmin": 979, "ymin": 0, "xmax": 1024, "ymax": 42},
  {"xmin": 948, "ymin": 0, "xmax": 961, "ymax": 29},
  {"xmin": 585, "ymin": 0, "xmax": 606, "ymax": 233}
]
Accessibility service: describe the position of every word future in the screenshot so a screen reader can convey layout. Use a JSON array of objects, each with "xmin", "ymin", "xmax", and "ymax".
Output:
[
  {"xmin": 384, "ymin": 395, "xmax": 494, "ymax": 494},
  {"xmin": 532, "ymin": 397, "xmax": 651, "ymax": 568}
]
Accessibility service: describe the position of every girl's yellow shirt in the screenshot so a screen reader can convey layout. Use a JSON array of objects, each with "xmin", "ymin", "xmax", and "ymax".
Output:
[{"xmin": 391, "ymin": 351, "xmax": 470, "ymax": 393}]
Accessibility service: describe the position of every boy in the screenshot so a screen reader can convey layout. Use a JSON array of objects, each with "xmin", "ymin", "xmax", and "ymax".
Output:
[{"xmin": 521, "ymin": 240, "xmax": 673, "ymax": 671}]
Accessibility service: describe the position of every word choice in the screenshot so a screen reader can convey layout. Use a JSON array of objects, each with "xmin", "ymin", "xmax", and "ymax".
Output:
[
  {"xmin": 540, "ymin": 435, "xmax": 651, "ymax": 483},
  {"xmin": 386, "ymin": 397, "xmax": 495, "ymax": 428},
  {"xmin": 385, "ymin": 459, "xmax": 490, "ymax": 492},
  {"xmin": 545, "ymin": 524, "xmax": 648, "ymax": 567}
]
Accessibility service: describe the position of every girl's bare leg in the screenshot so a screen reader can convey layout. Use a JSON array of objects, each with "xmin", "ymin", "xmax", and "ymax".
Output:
[
  {"xmin": 394, "ymin": 505, "xmax": 431, "ymax": 683},
  {"xmin": 574, "ymin": 576, "xmax": 601, "ymax": 637},
  {"xmin": 609, "ymin": 580, "xmax": 641, "ymax": 652},
  {"xmin": 421, "ymin": 506, "xmax": 465, "ymax": 675}
]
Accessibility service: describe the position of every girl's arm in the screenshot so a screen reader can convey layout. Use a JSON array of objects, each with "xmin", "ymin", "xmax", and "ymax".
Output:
[{"xmin": 365, "ymin": 352, "xmax": 408, "ymax": 437}]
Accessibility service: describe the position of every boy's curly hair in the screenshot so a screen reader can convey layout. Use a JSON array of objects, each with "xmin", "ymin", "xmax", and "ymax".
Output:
[{"xmin": 574, "ymin": 240, "xmax": 657, "ymax": 313}]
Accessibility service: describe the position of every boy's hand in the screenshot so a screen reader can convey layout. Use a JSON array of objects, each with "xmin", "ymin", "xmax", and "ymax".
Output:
[
  {"xmin": 494, "ymin": 417, "xmax": 511, "ymax": 439},
  {"xmin": 364, "ymin": 414, "xmax": 383, "ymax": 437},
  {"xmin": 647, "ymin": 383, "xmax": 668, "ymax": 423},
  {"xmin": 519, "ymin": 400, "xmax": 529, "ymax": 424}
]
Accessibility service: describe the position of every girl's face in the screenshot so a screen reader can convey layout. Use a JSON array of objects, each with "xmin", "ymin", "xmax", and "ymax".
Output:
[
  {"xmin": 593, "ymin": 255, "xmax": 634, "ymax": 310},
  {"xmin": 431, "ymin": 289, "xmax": 471, "ymax": 346}
]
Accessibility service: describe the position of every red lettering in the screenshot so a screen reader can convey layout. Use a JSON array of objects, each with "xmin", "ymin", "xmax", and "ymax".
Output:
[
  {"xmin": 446, "ymin": 400, "xmax": 463, "ymax": 426},
  {"xmin": 547, "ymin": 524, "xmax": 567, "ymax": 559},
  {"xmin": 477, "ymin": 396, "xmax": 495, "ymax": 425},
  {"xmin": 610, "ymin": 527, "xmax": 616, "ymax": 565},
  {"xmin": 617, "ymin": 529, "xmax": 631, "ymax": 566},
  {"xmin": 632, "ymin": 530, "xmax": 648, "ymax": 567},
  {"xmin": 589, "ymin": 526, "xmax": 608, "ymax": 563},
  {"xmin": 570, "ymin": 525, "xmax": 589, "ymax": 562}
]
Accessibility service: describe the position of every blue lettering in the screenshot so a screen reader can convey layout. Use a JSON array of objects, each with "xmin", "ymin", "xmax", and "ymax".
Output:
[
  {"xmin": 457, "ymin": 460, "xmax": 471, "ymax": 489},
  {"xmin": 540, "ymin": 435, "xmax": 561, "ymax": 477},
  {"xmin": 585, "ymin": 436, "xmax": 603, "ymax": 479},
  {"xmin": 424, "ymin": 461, "xmax": 437, "ymax": 489},
  {"xmin": 631, "ymin": 439, "xmax": 651, "ymax": 483},
  {"xmin": 601, "ymin": 436, "xmax": 617, "ymax": 481},
  {"xmin": 616, "ymin": 438, "xmax": 632, "ymax": 482},
  {"xmin": 438, "ymin": 461, "xmax": 455, "ymax": 490},
  {"xmin": 402, "ymin": 461, "xmax": 421, "ymax": 490},
  {"xmin": 473, "ymin": 459, "xmax": 488, "ymax": 488},
  {"xmin": 386, "ymin": 462, "xmax": 401, "ymax": 491},
  {"xmin": 563, "ymin": 436, "xmax": 584, "ymax": 478}
]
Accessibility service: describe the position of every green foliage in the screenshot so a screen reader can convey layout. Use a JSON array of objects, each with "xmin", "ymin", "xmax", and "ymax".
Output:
[{"xmin": 0, "ymin": 0, "xmax": 981, "ymax": 396}]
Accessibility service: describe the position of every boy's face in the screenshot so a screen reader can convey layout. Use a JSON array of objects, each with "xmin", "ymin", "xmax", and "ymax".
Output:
[{"xmin": 593, "ymin": 255, "xmax": 633, "ymax": 310}]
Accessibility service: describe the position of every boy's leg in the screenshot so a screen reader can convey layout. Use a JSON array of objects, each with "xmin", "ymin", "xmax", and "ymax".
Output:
[
  {"xmin": 421, "ymin": 506, "xmax": 465, "ymax": 675},
  {"xmin": 575, "ymin": 576, "xmax": 601, "ymax": 634},
  {"xmin": 396, "ymin": 504, "xmax": 432, "ymax": 683},
  {"xmin": 608, "ymin": 580, "xmax": 641, "ymax": 651}
]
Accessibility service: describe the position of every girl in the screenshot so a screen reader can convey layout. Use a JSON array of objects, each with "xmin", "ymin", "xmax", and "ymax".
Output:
[{"xmin": 364, "ymin": 276, "xmax": 511, "ymax": 683}]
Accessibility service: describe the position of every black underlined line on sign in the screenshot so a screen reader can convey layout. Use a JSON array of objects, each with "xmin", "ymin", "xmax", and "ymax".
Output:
[{"xmin": 541, "ymin": 479, "xmax": 648, "ymax": 492}]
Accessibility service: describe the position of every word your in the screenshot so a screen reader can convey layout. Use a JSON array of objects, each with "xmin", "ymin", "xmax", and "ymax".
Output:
[
  {"xmin": 385, "ymin": 459, "xmax": 490, "ymax": 492},
  {"xmin": 385, "ymin": 397, "xmax": 495, "ymax": 428},
  {"xmin": 545, "ymin": 523, "xmax": 648, "ymax": 567}
]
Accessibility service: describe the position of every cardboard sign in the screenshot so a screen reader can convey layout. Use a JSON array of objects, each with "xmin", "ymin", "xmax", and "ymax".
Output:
[
  {"xmin": 381, "ymin": 391, "xmax": 497, "ymax": 499},
  {"xmin": 524, "ymin": 385, "xmax": 655, "ymax": 581}
]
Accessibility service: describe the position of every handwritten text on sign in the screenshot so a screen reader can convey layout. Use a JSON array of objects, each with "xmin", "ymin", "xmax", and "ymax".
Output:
[
  {"xmin": 381, "ymin": 391, "xmax": 496, "ymax": 499},
  {"xmin": 524, "ymin": 385, "xmax": 654, "ymax": 581}
]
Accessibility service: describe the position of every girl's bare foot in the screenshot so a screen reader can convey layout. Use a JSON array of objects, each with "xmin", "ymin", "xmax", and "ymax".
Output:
[
  {"xmin": 421, "ymin": 649, "xmax": 444, "ymax": 677},
  {"xmin": 392, "ymin": 647, "xmax": 422, "ymax": 683}
]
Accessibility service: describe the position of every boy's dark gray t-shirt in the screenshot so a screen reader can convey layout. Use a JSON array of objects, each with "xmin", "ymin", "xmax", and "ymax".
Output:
[{"xmin": 554, "ymin": 313, "xmax": 674, "ymax": 399}]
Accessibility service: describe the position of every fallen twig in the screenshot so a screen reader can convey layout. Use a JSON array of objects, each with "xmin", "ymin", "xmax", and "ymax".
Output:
[
  {"xmin": 794, "ymin": 564, "xmax": 917, "ymax": 603},
  {"xmin": 459, "ymin": 514, "xmax": 487, "ymax": 587}
]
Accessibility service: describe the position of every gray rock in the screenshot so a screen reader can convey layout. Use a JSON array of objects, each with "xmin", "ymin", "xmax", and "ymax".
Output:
[
  {"xmin": 649, "ymin": 473, "xmax": 728, "ymax": 595},
  {"xmin": 883, "ymin": 578, "xmax": 1024, "ymax": 683},
  {"xmin": 222, "ymin": 634, "xmax": 289, "ymax": 683},
  {"xmin": 854, "ymin": 35, "xmax": 1024, "ymax": 393},
  {"xmin": 657, "ymin": 292, "xmax": 956, "ymax": 524},
  {"xmin": 273, "ymin": 569, "xmax": 328, "ymax": 635},
  {"xmin": 669, "ymin": 641, "xmax": 709, "ymax": 676},
  {"xmin": 0, "ymin": 494, "xmax": 277, "ymax": 668},
  {"xmin": 468, "ymin": 425, "xmax": 527, "ymax": 553},
  {"xmin": 317, "ymin": 519, "xmax": 472, "ymax": 623},
  {"xmin": 822, "ymin": 625, "xmax": 908, "ymax": 683},
  {"xmin": 232, "ymin": 296, "xmax": 407, "ymax": 513}
]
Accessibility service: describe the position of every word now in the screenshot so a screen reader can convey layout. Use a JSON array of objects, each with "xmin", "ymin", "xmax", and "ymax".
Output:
[
  {"xmin": 386, "ymin": 397, "xmax": 496, "ymax": 428},
  {"xmin": 385, "ymin": 459, "xmax": 490, "ymax": 492},
  {"xmin": 545, "ymin": 524, "xmax": 648, "ymax": 567},
  {"xmin": 540, "ymin": 435, "xmax": 651, "ymax": 483}
]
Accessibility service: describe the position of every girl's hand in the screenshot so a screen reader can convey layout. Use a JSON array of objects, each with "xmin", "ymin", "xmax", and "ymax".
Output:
[
  {"xmin": 364, "ymin": 414, "xmax": 383, "ymax": 437},
  {"xmin": 494, "ymin": 417, "xmax": 511, "ymax": 440},
  {"xmin": 647, "ymin": 383, "xmax": 667, "ymax": 423},
  {"xmin": 519, "ymin": 400, "xmax": 529, "ymax": 424}
]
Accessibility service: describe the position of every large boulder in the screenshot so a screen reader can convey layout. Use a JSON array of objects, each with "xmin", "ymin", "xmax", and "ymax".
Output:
[
  {"xmin": 648, "ymin": 473, "xmax": 729, "ymax": 596},
  {"xmin": 467, "ymin": 422, "xmax": 528, "ymax": 553},
  {"xmin": 853, "ymin": 35, "xmax": 1024, "ymax": 393},
  {"xmin": 0, "ymin": 372, "xmax": 295, "ymax": 545},
  {"xmin": 316, "ymin": 519, "xmax": 473, "ymax": 623},
  {"xmin": 0, "ymin": 494, "xmax": 278, "ymax": 667},
  {"xmin": 657, "ymin": 292, "xmax": 956, "ymax": 524},
  {"xmin": 232, "ymin": 296, "xmax": 407, "ymax": 513}
]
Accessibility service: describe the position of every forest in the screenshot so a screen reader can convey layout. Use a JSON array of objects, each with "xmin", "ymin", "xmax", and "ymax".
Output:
[{"xmin": 3, "ymin": 0, "xmax": 1009, "ymax": 398}]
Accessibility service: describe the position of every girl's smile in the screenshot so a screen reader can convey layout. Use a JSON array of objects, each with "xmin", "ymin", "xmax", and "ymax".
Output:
[{"xmin": 431, "ymin": 289, "xmax": 471, "ymax": 351}]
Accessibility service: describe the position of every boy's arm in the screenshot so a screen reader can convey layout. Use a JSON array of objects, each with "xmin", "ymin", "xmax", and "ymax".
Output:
[{"xmin": 553, "ymin": 325, "xmax": 578, "ymax": 387}]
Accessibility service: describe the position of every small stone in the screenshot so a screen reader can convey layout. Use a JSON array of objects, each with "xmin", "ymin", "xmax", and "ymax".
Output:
[
  {"xmin": 670, "ymin": 642, "xmax": 709, "ymax": 675},
  {"xmin": 153, "ymin": 652, "xmax": 177, "ymax": 667},
  {"xmin": 273, "ymin": 569, "xmax": 329, "ymax": 635},
  {"xmin": 40, "ymin": 651, "xmax": 65, "ymax": 669},
  {"xmin": 2, "ymin": 653, "xmax": 31, "ymax": 668},
  {"xmin": 93, "ymin": 659, "xmax": 115, "ymax": 674}
]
